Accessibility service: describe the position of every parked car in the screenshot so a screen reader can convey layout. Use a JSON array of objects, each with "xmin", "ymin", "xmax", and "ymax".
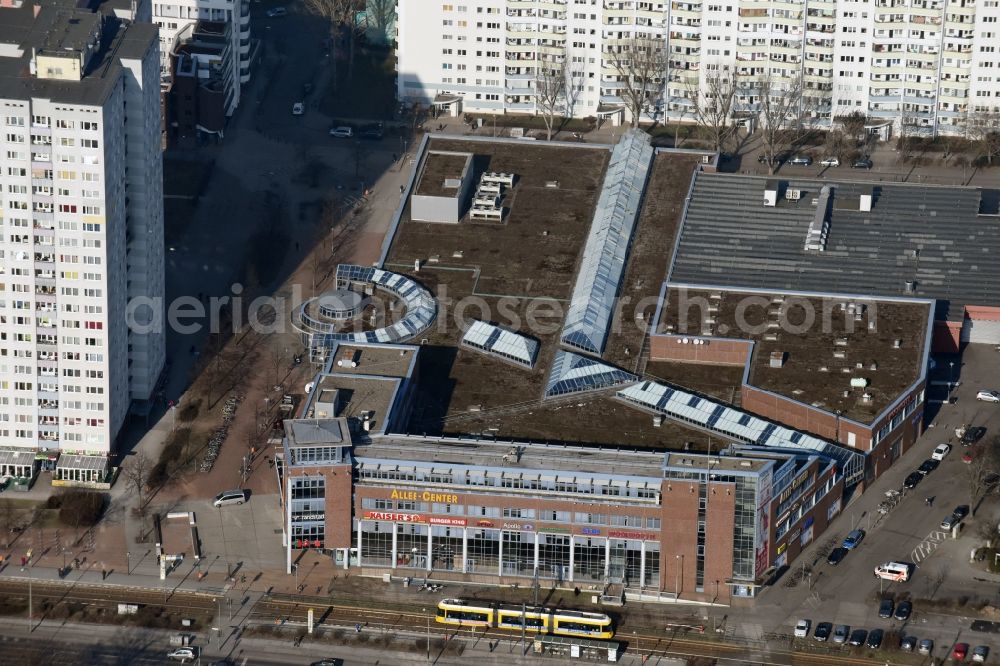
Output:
[
  {"xmin": 827, "ymin": 547, "xmax": 848, "ymax": 565},
  {"xmin": 932, "ymin": 443, "xmax": 952, "ymax": 461},
  {"xmin": 843, "ymin": 529, "xmax": 865, "ymax": 550},
  {"xmin": 265, "ymin": 7, "xmax": 286, "ymax": 17},
  {"xmin": 852, "ymin": 157, "xmax": 873, "ymax": 169},
  {"xmin": 977, "ymin": 390, "xmax": 1000, "ymax": 403},
  {"xmin": 866, "ymin": 629, "xmax": 884, "ymax": 649},
  {"xmin": 954, "ymin": 643, "xmax": 970, "ymax": 661},
  {"xmin": 894, "ymin": 600, "xmax": 912, "ymax": 621},
  {"xmin": 941, "ymin": 514, "xmax": 961, "ymax": 530},
  {"xmin": 917, "ymin": 458, "xmax": 940, "ymax": 475},
  {"xmin": 291, "ymin": 102, "xmax": 304, "ymax": 116},
  {"xmin": 953, "ymin": 505, "xmax": 970, "ymax": 520},
  {"xmin": 789, "ymin": 155, "xmax": 813, "ymax": 166},
  {"xmin": 900, "ymin": 635, "xmax": 917, "ymax": 651},
  {"xmin": 360, "ymin": 123, "xmax": 384, "ymax": 140},
  {"xmin": 904, "ymin": 471, "xmax": 923, "ymax": 489},
  {"xmin": 212, "ymin": 489, "xmax": 247, "ymax": 507},
  {"xmin": 833, "ymin": 625, "xmax": 850, "ymax": 644},
  {"xmin": 848, "ymin": 629, "xmax": 868, "ymax": 646},
  {"xmin": 814, "ymin": 622, "xmax": 833, "ymax": 641},
  {"xmin": 919, "ymin": 638, "xmax": 934, "ymax": 655},
  {"xmin": 962, "ymin": 426, "xmax": 987, "ymax": 445},
  {"xmin": 878, "ymin": 598, "xmax": 894, "ymax": 618},
  {"xmin": 794, "ymin": 619, "xmax": 811, "ymax": 638},
  {"xmin": 329, "ymin": 126, "xmax": 353, "ymax": 138},
  {"xmin": 168, "ymin": 648, "xmax": 198, "ymax": 662},
  {"xmin": 821, "ymin": 156, "xmax": 840, "ymax": 167},
  {"xmin": 973, "ymin": 645, "xmax": 990, "ymax": 662},
  {"xmin": 757, "ymin": 153, "xmax": 785, "ymax": 165}
]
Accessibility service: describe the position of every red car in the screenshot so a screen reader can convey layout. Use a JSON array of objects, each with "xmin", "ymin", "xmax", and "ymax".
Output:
[{"xmin": 953, "ymin": 643, "xmax": 969, "ymax": 661}]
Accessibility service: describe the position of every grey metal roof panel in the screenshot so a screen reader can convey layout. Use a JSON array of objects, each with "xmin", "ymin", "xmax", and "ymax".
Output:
[{"xmin": 670, "ymin": 173, "xmax": 999, "ymax": 312}]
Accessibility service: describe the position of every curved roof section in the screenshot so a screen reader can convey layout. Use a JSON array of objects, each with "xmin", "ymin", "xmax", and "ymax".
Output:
[
  {"xmin": 461, "ymin": 320, "xmax": 539, "ymax": 369},
  {"xmin": 617, "ymin": 380, "xmax": 865, "ymax": 483},
  {"xmin": 544, "ymin": 350, "xmax": 638, "ymax": 399},
  {"xmin": 560, "ymin": 129, "xmax": 655, "ymax": 355},
  {"xmin": 313, "ymin": 265, "xmax": 436, "ymax": 345}
]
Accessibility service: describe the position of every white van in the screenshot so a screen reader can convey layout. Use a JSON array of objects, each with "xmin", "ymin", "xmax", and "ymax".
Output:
[
  {"xmin": 874, "ymin": 561, "xmax": 911, "ymax": 582},
  {"xmin": 213, "ymin": 489, "xmax": 247, "ymax": 507}
]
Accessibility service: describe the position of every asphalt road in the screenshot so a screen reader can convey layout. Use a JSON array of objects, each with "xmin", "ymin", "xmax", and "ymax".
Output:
[{"xmin": 753, "ymin": 343, "xmax": 1000, "ymax": 662}]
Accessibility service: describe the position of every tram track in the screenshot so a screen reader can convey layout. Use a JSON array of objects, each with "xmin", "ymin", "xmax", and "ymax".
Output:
[{"xmin": 0, "ymin": 579, "xmax": 902, "ymax": 666}]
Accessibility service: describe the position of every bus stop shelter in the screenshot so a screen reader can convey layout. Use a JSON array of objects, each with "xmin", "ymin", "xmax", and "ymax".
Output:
[{"xmin": 532, "ymin": 635, "xmax": 621, "ymax": 662}]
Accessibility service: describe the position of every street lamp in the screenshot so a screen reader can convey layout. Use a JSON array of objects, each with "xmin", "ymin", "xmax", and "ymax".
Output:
[
  {"xmin": 948, "ymin": 362, "xmax": 956, "ymax": 402},
  {"xmin": 423, "ymin": 607, "xmax": 430, "ymax": 661},
  {"xmin": 675, "ymin": 554, "xmax": 684, "ymax": 598}
]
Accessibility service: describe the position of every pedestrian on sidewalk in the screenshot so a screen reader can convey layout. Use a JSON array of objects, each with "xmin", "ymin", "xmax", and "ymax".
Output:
[{"xmin": 399, "ymin": 184, "xmax": 405, "ymax": 195}]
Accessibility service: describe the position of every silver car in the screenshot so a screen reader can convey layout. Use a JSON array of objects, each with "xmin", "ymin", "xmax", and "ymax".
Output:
[{"xmin": 833, "ymin": 624, "xmax": 850, "ymax": 644}]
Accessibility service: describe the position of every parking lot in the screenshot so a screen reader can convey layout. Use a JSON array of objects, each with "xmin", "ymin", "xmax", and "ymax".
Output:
[{"xmin": 746, "ymin": 343, "xmax": 1000, "ymax": 662}]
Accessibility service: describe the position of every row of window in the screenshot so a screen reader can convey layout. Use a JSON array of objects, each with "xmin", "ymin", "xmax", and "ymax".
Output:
[
  {"xmin": 4, "ymin": 117, "xmax": 99, "ymax": 131},
  {"xmin": 358, "ymin": 469, "xmax": 659, "ymax": 500}
]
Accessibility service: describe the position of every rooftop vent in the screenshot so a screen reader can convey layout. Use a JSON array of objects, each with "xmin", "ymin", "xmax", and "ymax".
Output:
[
  {"xmin": 545, "ymin": 180, "xmax": 560, "ymax": 189},
  {"xmin": 851, "ymin": 377, "xmax": 869, "ymax": 388},
  {"xmin": 862, "ymin": 393, "xmax": 873, "ymax": 403},
  {"xmin": 904, "ymin": 280, "xmax": 916, "ymax": 294},
  {"xmin": 804, "ymin": 185, "xmax": 832, "ymax": 252},
  {"xmin": 763, "ymin": 180, "xmax": 780, "ymax": 207},
  {"xmin": 893, "ymin": 338, "xmax": 902, "ymax": 349},
  {"xmin": 769, "ymin": 351, "xmax": 786, "ymax": 368},
  {"xmin": 859, "ymin": 186, "xmax": 873, "ymax": 212},
  {"xmin": 443, "ymin": 178, "xmax": 462, "ymax": 189}
]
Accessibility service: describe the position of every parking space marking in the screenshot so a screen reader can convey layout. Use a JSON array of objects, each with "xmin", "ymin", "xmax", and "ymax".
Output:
[{"xmin": 911, "ymin": 530, "xmax": 949, "ymax": 563}]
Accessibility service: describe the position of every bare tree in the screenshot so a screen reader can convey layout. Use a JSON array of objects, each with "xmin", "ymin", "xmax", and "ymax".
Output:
[
  {"xmin": 605, "ymin": 37, "xmax": 668, "ymax": 129},
  {"xmin": 975, "ymin": 512, "xmax": 998, "ymax": 546},
  {"xmin": 836, "ymin": 111, "xmax": 867, "ymax": 145},
  {"xmin": 897, "ymin": 106, "xmax": 921, "ymax": 161},
  {"xmin": 304, "ymin": 0, "xmax": 361, "ymax": 91},
  {"xmin": 688, "ymin": 69, "xmax": 740, "ymax": 153},
  {"xmin": 268, "ymin": 338, "xmax": 286, "ymax": 388},
  {"xmin": 121, "ymin": 451, "xmax": 153, "ymax": 535},
  {"xmin": 966, "ymin": 109, "xmax": 1000, "ymax": 166},
  {"xmin": 365, "ymin": 0, "xmax": 395, "ymax": 45},
  {"xmin": 534, "ymin": 50, "xmax": 569, "ymax": 141},
  {"xmin": 756, "ymin": 73, "xmax": 804, "ymax": 174},
  {"xmin": 967, "ymin": 438, "xmax": 1000, "ymax": 514}
]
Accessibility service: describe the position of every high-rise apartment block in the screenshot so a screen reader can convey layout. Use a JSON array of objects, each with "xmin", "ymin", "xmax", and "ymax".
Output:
[
  {"xmin": 153, "ymin": 0, "xmax": 253, "ymax": 119},
  {"xmin": 0, "ymin": 1, "xmax": 165, "ymax": 483},
  {"xmin": 396, "ymin": 0, "xmax": 1000, "ymax": 136}
]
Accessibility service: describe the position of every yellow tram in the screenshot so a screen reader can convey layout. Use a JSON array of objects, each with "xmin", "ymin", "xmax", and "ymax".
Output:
[{"xmin": 435, "ymin": 598, "xmax": 615, "ymax": 640}]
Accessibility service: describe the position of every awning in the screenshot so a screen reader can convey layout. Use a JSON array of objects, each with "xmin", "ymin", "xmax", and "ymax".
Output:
[{"xmin": 35, "ymin": 452, "xmax": 59, "ymax": 461}]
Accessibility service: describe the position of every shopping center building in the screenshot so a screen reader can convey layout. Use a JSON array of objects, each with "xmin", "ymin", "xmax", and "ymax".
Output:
[{"xmin": 275, "ymin": 132, "xmax": 981, "ymax": 604}]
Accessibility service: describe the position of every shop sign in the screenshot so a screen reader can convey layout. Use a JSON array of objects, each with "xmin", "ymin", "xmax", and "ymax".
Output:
[
  {"xmin": 608, "ymin": 530, "xmax": 649, "ymax": 540},
  {"xmin": 476, "ymin": 520, "xmax": 495, "ymax": 528},
  {"xmin": 390, "ymin": 489, "xmax": 459, "ymax": 503},
  {"xmin": 502, "ymin": 522, "xmax": 534, "ymax": 531},
  {"xmin": 538, "ymin": 527, "xmax": 571, "ymax": 534},
  {"xmin": 294, "ymin": 513, "xmax": 326, "ymax": 521},
  {"xmin": 429, "ymin": 516, "xmax": 467, "ymax": 527},
  {"xmin": 364, "ymin": 511, "xmax": 425, "ymax": 523},
  {"xmin": 776, "ymin": 542, "xmax": 787, "ymax": 555},
  {"xmin": 581, "ymin": 527, "xmax": 601, "ymax": 536},
  {"xmin": 778, "ymin": 472, "xmax": 815, "ymax": 505}
]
